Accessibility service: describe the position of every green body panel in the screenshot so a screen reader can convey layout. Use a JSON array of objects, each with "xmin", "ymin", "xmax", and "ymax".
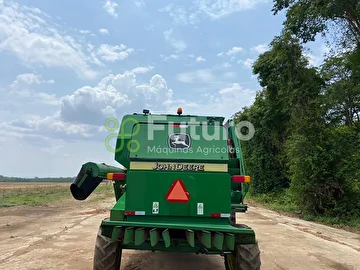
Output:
[
  {"xmin": 110, "ymin": 193, "xmax": 126, "ymax": 220},
  {"xmin": 114, "ymin": 114, "xmax": 226, "ymax": 168},
  {"xmin": 70, "ymin": 111, "xmax": 257, "ymax": 254},
  {"xmin": 124, "ymin": 171, "xmax": 230, "ymax": 219},
  {"xmin": 129, "ymin": 123, "xmax": 229, "ymax": 161}
]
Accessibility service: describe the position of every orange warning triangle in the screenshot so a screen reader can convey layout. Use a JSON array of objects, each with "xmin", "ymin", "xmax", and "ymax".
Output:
[{"xmin": 166, "ymin": 180, "xmax": 190, "ymax": 203}]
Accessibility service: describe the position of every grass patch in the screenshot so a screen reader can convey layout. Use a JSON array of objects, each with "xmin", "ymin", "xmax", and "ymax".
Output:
[
  {"xmin": 246, "ymin": 190, "xmax": 300, "ymax": 214},
  {"xmin": 0, "ymin": 184, "xmax": 114, "ymax": 207},
  {"xmin": 246, "ymin": 191, "xmax": 360, "ymax": 232}
]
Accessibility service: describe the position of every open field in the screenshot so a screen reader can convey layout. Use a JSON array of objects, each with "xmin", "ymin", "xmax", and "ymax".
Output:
[
  {"xmin": 0, "ymin": 182, "xmax": 70, "ymax": 189},
  {"xmin": 0, "ymin": 182, "xmax": 112, "ymax": 207},
  {"xmin": 0, "ymin": 182, "xmax": 359, "ymax": 269}
]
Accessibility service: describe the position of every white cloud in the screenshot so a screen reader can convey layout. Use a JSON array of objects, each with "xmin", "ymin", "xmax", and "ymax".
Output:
[
  {"xmin": 134, "ymin": 0, "xmax": 146, "ymax": 8},
  {"xmin": 176, "ymin": 66, "xmax": 246, "ymax": 84},
  {"xmin": 251, "ymin": 44, "xmax": 268, "ymax": 54},
  {"xmin": 159, "ymin": 4, "xmax": 200, "ymax": 26},
  {"xmin": 159, "ymin": 0, "xmax": 268, "ymax": 25},
  {"xmin": 0, "ymin": 1, "xmax": 265, "ymax": 178},
  {"xmin": 163, "ymin": 28, "xmax": 187, "ymax": 52},
  {"xmin": 226, "ymin": 46, "xmax": 243, "ymax": 55},
  {"xmin": 304, "ymin": 53, "xmax": 319, "ymax": 67},
  {"xmin": 58, "ymin": 72, "xmax": 174, "ymax": 126},
  {"xmin": 0, "ymin": 1, "xmax": 98, "ymax": 79},
  {"xmin": 97, "ymin": 44, "xmax": 134, "ymax": 62},
  {"xmin": 11, "ymin": 73, "xmax": 40, "ymax": 86},
  {"xmin": 86, "ymin": 44, "xmax": 104, "ymax": 66},
  {"xmin": 7, "ymin": 73, "xmax": 58, "ymax": 104},
  {"xmin": 103, "ymin": 0, "xmax": 118, "ymax": 17},
  {"xmin": 1, "ymin": 70, "xmax": 175, "ymax": 144},
  {"xmin": 196, "ymin": 0, "xmax": 268, "ymax": 20},
  {"xmin": 11, "ymin": 73, "xmax": 55, "ymax": 88},
  {"xmin": 160, "ymin": 54, "xmax": 179, "ymax": 61},
  {"xmin": 168, "ymin": 83, "xmax": 256, "ymax": 118},
  {"xmin": 36, "ymin": 92, "xmax": 59, "ymax": 106},
  {"xmin": 215, "ymin": 82, "xmax": 255, "ymax": 110},
  {"xmin": 1, "ymin": 67, "xmax": 257, "ymax": 176},
  {"xmin": 177, "ymin": 69, "xmax": 214, "ymax": 83},
  {"xmin": 131, "ymin": 66, "xmax": 154, "ymax": 74},
  {"xmin": 238, "ymin": 58, "xmax": 255, "ymax": 69},
  {"xmin": 99, "ymin": 28, "xmax": 110, "ymax": 35},
  {"xmin": 217, "ymin": 47, "xmax": 244, "ymax": 57},
  {"xmin": 80, "ymin": 30, "xmax": 91, "ymax": 35}
]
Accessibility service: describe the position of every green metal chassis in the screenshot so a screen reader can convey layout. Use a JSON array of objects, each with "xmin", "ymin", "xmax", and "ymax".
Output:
[
  {"xmin": 97, "ymin": 179, "xmax": 255, "ymax": 255},
  {"xmin": 71, "ymin": 113, "xmax": 258, "ymax": 255},
  {"xmin": 100, "ymin": 214, "xmax": 256, "ymax": 255}
]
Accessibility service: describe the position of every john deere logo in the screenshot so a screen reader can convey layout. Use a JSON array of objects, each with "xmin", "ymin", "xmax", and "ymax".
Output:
[{"xmin": 168, "ymin": 133, "xmax": 190, "ymax": 149}]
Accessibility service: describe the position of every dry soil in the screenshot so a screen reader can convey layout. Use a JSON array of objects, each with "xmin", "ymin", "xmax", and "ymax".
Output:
[{"xmin": 0, "ymin": 197, "xmax": 359, "ymax": 270}]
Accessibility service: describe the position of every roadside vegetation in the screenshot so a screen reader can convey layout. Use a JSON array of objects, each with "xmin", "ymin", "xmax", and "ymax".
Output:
[{"xmin": 237, "ymin": 1, "xmax": 360, "ymax": 231}]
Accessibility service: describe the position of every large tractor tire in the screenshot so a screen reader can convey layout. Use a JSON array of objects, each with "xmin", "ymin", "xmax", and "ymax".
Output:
[
  {"xmin": 93, "ymin": 226, "xmax": 122, "ymax": 270},
  {"xmin": 230, "ymin": 212, "xmax": 236, "ymax": 226},
  {"xmin": 224, "ymin": 242, "xmax": 261, "ymax": 270},
  {"xmin": 224, "ymin": 223, "xmax": 261, "ymax": 270}
]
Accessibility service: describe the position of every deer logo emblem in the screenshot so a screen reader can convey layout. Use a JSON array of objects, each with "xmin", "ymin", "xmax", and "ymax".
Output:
[{"xmin": 168, "ymin": 133, "xmax": 190, "ymax": 149}]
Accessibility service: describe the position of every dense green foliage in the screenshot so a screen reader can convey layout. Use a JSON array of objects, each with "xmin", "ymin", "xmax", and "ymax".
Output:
[
  {"xmin": 236, "ymin": 2, "xmax": 360, "ymax": 227},
  {"xmin": 272, "ymin": 0, "xmax": 360, "ymax": 45}
]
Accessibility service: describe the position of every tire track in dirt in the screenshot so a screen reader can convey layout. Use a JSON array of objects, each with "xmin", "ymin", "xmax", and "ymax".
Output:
[
  {"xmin": 1, "ymin": 201, "xmax": 360, "ymax": 270},
  {"xmin": 0, "ymin": 214, "xmax": 96, "ymax": 263},
  {"xmin": 0, "ymin": 206, "xmax": 110, "ymax": 265},
  {"xmin": 289, "ymin": 223, "xmax": 360, "ymax": 252}
]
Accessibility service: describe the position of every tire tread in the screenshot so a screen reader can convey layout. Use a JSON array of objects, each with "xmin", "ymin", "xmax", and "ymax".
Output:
[{"xmin": 93, "ymin": 228, "xmax": 122, "ymax": 270}]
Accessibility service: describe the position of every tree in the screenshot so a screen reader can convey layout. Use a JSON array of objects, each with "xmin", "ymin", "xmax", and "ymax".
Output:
[
  {"xmin": 272, "ymin": 0, "xmax": 360, "ymax": 46},
  {"xmin": 235, "ymin": 32, "xmax": 324, "ymax": 194},
  {"xmin": 320, "ymin": 49, "xmax": 360, "ymax": 126},
  {"xmin": 235, "ymin": 91, "xmax": 290, "ymax": 194}
]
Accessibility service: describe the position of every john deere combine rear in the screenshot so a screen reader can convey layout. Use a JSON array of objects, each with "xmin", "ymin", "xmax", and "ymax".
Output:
[{"xmin": 70, "ymin": 108, "xmax": 261, "ymax": 270}]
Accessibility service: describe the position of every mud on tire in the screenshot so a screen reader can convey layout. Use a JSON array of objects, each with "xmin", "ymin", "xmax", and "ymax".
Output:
[{"xmin": 93, "ymin": 227, "xmax": 122, "ymax": 270}]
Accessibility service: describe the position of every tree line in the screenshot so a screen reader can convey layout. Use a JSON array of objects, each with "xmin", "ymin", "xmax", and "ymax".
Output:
[
  {"xmin": 0, "ymin": 175, "xmax": 75, "ymax": 182},
  {"xmin": 235, "ymin": 1, "xmax": 360, "ymax": 225}
]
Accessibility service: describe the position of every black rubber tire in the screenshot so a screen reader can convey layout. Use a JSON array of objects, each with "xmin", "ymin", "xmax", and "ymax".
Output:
[
  {"xmin": 224, "ymin": 242, "xmax": 261, "ymax": 270},
  {"xmin": 230, "ymin": 212, "xmax": 236, "ymax": 226},
  {"xmin": 93, "ymin": 227, "xmax": 122, "ymax": 270},
  {"xmin": 224, "ymin": 224, "xmax": 261, "ymax": 270}
]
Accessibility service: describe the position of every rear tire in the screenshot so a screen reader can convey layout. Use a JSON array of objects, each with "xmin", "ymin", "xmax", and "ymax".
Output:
[
  {"xmin": 230, "ymin": 212, "xmax": 236, "ymax": 226},
  {"xmin": 224, "ymin": 223, "xmax": 261, "ymax": 270},
  {"xmin": 224, "ymin": 242, "xmax": 261, "ymax": 270},
  {"xmin": 93, "ymin": 226, "xmax": 122, "ymax": 270}
]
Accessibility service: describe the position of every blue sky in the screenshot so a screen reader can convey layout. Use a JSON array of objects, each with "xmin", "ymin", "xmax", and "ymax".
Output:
[{"xmin": 0, "ymin": 0, "xmax": 329, "ymax": 177}]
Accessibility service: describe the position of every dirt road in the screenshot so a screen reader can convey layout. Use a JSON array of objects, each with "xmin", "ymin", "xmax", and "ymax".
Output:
[{"xmin": 0, "ymin": 198, "xmax": 359, "ymax": 270}]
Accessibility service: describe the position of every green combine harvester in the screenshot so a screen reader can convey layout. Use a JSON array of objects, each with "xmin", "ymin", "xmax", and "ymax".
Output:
[{"xmin": 70, "ymin": 108, "xmax": 261, "ymax": 270}]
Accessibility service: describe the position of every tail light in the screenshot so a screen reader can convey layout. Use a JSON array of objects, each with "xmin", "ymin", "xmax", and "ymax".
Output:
[
  {"xmin": 232, "ymin": 175, "xmax": 250, "ymax": 183},
  {"xmin": 107, "ymin": 172, "xmax": 126, "ymax": 181}
]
